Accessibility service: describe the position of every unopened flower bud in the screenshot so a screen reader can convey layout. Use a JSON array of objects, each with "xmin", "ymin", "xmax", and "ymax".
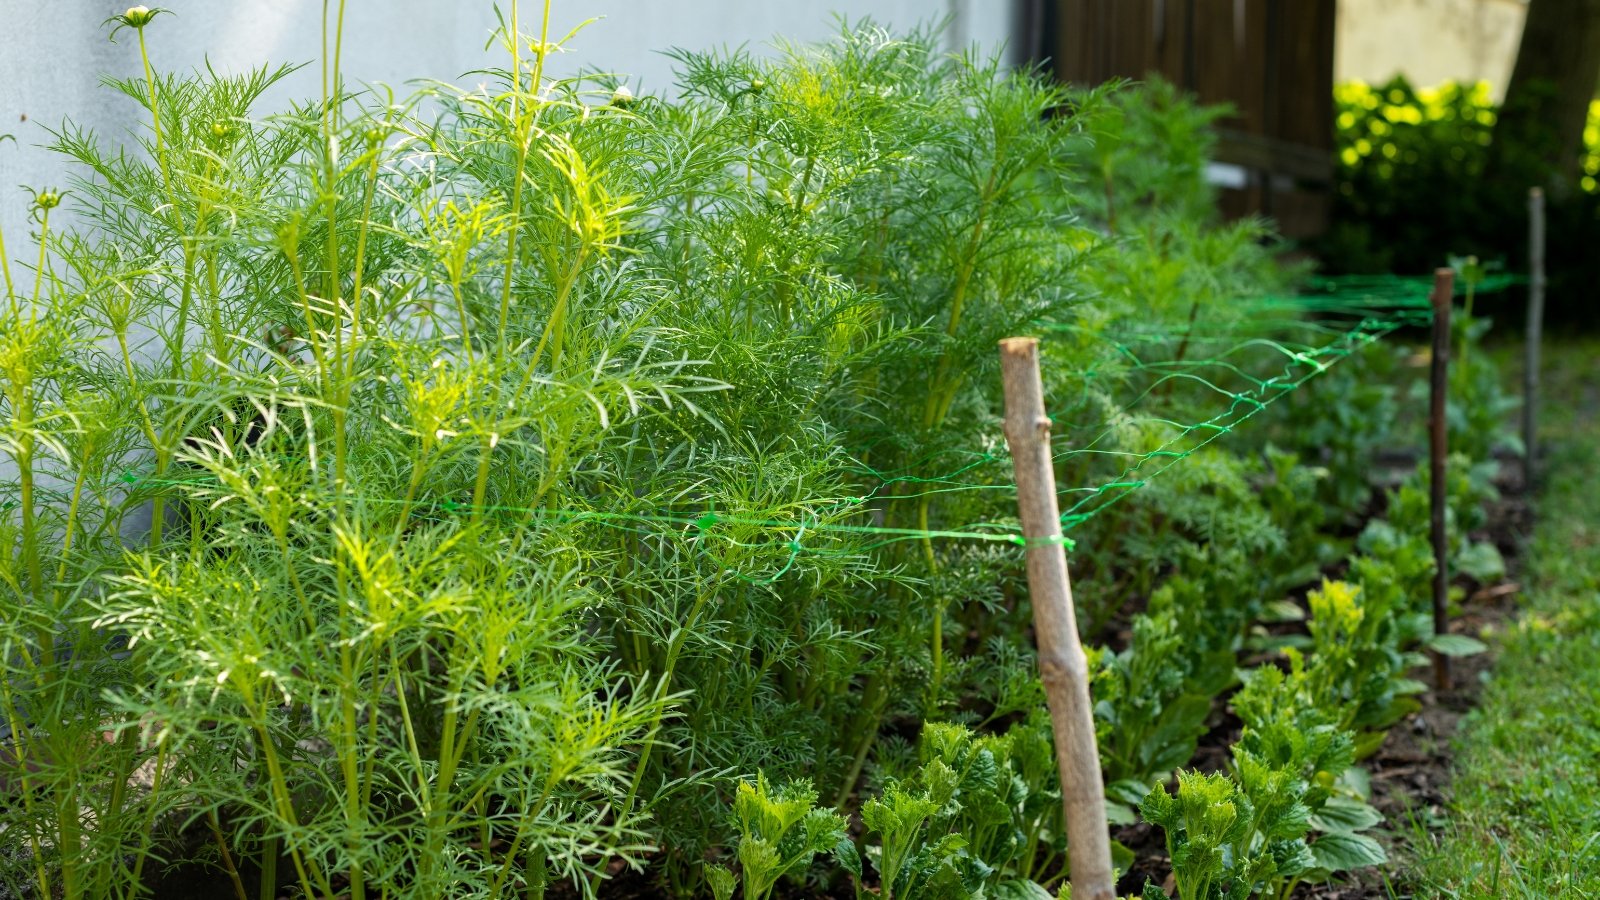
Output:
[
  {"xmin": 33, "ymin": 190, "xmax": 62, "ymax": 211},
  {"xmin": 123, "ymin": 6, "xmax": 156, "ymax": 27},
  {"xmin": 610, "ymin": 85, "xmax": 634, "ymax": 109}
]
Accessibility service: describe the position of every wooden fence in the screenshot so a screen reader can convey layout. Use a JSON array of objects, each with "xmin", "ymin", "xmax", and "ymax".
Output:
[{"xmin": 1039, "ymin": 0, "xmax": 1336, "ymax": 238}]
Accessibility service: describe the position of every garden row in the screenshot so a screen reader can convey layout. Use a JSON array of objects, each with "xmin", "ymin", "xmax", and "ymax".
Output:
[{"xmin": 0, "ymin": 7, "xmax": 1517, "ymax": 899}]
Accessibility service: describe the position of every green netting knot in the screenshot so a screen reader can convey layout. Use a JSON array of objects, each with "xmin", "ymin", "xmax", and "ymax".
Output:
[
  {"xmin": 441, "ymin": 499, "xmax": 460, "ymax": 513},
  {"xmin": 1008, "ymin": 534, "xmax": 1075, "ymax": 552},
  {"xmin": 121, "ymin": 470, "xmax": 140, "ymax": 485},
  {"xmin": 694, "ymin": 512, "xmax": 718, "ymax": 532}
]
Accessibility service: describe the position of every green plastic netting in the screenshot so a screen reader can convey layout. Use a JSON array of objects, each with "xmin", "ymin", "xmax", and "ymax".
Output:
[{"xmin": 84, "ymin": 273, "xmax": 1516, "ymax": 584}]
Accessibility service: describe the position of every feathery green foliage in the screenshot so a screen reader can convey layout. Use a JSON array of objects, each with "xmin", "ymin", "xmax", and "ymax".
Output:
[{"xmin": 0, "ymin": 4, "xmax": 1511, "ymax": 898}]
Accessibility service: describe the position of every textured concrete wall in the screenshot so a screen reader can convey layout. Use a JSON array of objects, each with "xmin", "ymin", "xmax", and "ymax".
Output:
[
  {"xmin": 1336, "ymin": 0, "xmax": 1527, "ymax": 95},
  {"xmin": 0, "ymin": 0, "xmax": 1016, "ymax": 281}
]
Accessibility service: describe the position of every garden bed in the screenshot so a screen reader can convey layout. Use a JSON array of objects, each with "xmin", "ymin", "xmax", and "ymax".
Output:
[{"xmin": 0, "ymin": 6, "xmax": 1532, "ymax": 900}]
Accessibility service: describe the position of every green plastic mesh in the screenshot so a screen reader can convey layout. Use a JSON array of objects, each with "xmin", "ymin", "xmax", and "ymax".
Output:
[{"xmin": 80, "ymin": 273, "xmax": 1516, "ymax": 583}]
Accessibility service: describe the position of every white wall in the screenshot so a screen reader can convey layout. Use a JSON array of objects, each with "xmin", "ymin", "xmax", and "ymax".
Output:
[
  {"xmin": 1336, "ymin": 0, "xmax": 1527, "ymax": 96},
  {"xmin": 0, "ymin": 0, "xmax": 1017, "ymax": 259}
]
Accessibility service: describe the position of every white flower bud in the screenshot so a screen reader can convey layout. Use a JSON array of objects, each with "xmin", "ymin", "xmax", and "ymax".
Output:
[{"xmin": 610, "ymin": 84, "xmax": 634, "ymax": 109}]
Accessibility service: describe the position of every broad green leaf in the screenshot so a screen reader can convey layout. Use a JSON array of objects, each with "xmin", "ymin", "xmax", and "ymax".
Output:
[
  {"xmin": 991, "ymin": 879, "xmax": 1054, "ymax": 900},
  {"xmin": 1309, "ymin": 796, "xmax": 1384, "ymax": 833},
  {"xmin": 1427, "ymin": 633, "xmax": 1489, "ymax": 657},
  {"xmin": 1351, "ymin": 728, "xmax": 1389, "ymax": 760},
  {"xmin": 1107, "ymin": 779, "xmax": 1153, "ymax": 806},
  {"xmin": 1111, "ymin": 838, "xmax": 1137, "ymax": 875},
  {"xmin": 1105, "ymin": 800, "xmax": 1138, "ymax": 826},
  {"xmin": 1145, "ymin": 694, "xmax": 1213, "ymax": 772},
  {"xmin": 1309, "ymin": 831, "xmax": 1387, "ymax": 872},
  {"xmin": 1456, "ymin": 541, "xmax": 1505, "ymax": 582},
  {"xmin": 1263, "ymin": 599, "xmax": 1306, "ymax": 622},
  {"xmin": 1392, "ymin": 677, "xmax": 1430, "ymax": 696},
  {"xmin": 1250, "ymin": 632, "xmax": 1314, "ymax": 652},
  {"xmin": 831, "ymin": 836, "xmax": 862, "ymax": 879}
]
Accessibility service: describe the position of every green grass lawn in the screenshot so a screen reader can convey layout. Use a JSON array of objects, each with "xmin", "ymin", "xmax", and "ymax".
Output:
[{"xmin": 1412, "ymin": 339, "xmax": 1600, "ymax": 897}]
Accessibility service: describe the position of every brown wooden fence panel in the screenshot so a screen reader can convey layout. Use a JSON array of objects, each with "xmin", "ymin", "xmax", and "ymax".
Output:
[{"xmin": 1045, "ymin": 0, "xmax": 1335, "ymax": 238}]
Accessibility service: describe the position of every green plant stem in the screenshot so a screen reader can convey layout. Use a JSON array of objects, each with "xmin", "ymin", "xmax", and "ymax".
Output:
[
  {"xmin": 524, "ymin": 248, "xmax": 586, "ymax": 378},
  {"xmin": 93, "ymin": 729, "xmax": 140, "ymax": 895},
  {"xmin": 498, "ymin": 0, "xmax": 530, "ymax": 352},
  {"xmin": 339, "ymin": 641, "xmax": 365, "ymax": 899},
  {"xmin": 909, "ymin": 171, "xmax": 998, "ymax": 701},
  {"xmin": 489, "ymin": 782, "xmax": 555, "ymax": 896},
  {"xmin": 113, "ymin": 325, "xmax": 172, "ymax": 548},
  {"xmin": 349, "ymin": 138, "xmax": 383, "ymax": 350},
  {"xmin": 530, "ymin": 0, "xmax": 552, "ymax": 97},
  {"xmin": 0, "ymin": 664, "xmax": 45, "ymax": 865},
  {"xmin": 257, "ymin": 832, "xmax": 279, "ymax": 900},
  {"xmin": 392, "ymin": 448, "xmax": 430, "ymax": 538},
  {"xmin": 125, "ymin": 742, "xmax": 169, "ymax": 894},
  {"xmin": 919, "ymin": 169, "xmax": 997, "ymax": 432},
  {"xmin": 322, "ymin": 0, "xmax": 347, "ymax": 378},
  {"xmin": 207, "ymin": 808, "xmax": 250, "ymax": 900},
  {"xmin": 252, "ymin": 716, "xmax": 330, "ymax": 899},
  {"xmin": 620, "ymin": 580, "xmax": 712, "ymax": 810},
  {"xmin": 0, "ymin": 212, "xmax": 15, "ymax": 304},
  {"xmin": 451, "ymin": 277, "xmax": 476, "ymax": 363},
  {"xmin": 136, "ymin": 27, "xmax": 171, "ymax": 198},
  {"xmin": 29, "ymin": 207, "xmax": 48, "ymax": 308},
  {"xmin": 193, "ymin": 157, "xmax": 228, "ymax": 364},
  {"xmin": 166, "ymin": 240, "xmax": 198, "ymax": 378},
  {"xmin": 358, "ymin": 648, "xmax": 387, "ymax": 814},
  {"xmin": 833, "ymin": 675, "xmax": 887, "ymax": 807},
  {"xmin": 284, "ymin": 244, "xmax": 329, "ymax": 375},
  {"xmin": 421, "ymin": 678, "xmax": 483, "ymax": 887},
  {"xmin": 279, "ymin": 535, "xmax": 320, "ymax": 633},
  {"xmin": 598, "ymin": 575, "xmax": 722, "ymax": 893},
  {"xmin": 917, "ymin": 498, "xmax": 944, "ymax": 705},
  {"xmin": 44, "ymin": 465, "xmax": 91, "ymax": 710},
  {"xmin": 15, "ymin": 388, "xmax": 52, "ymax": 671},
  {"xmin": 472, "ymin": 434, "xmax": 496, "ymax": 521}
]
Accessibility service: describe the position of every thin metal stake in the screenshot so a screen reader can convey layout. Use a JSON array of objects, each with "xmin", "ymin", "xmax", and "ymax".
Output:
[
  {"xmin": 999, "ymin": 337, "xmax": 1115, "ymax": 900},
  {"xmin": 1429, "ymin": 268, "xmax": 1454, "ymax": 692},
  {"xmin": 1524, "ymin": 187, "xmax": 1546, "ymax": 490}
]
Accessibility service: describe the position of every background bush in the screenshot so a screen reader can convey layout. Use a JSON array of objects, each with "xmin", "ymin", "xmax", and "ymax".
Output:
[{"xmin": 1318, "ymin": 76, "xmax": 1600, "ymax": 326}]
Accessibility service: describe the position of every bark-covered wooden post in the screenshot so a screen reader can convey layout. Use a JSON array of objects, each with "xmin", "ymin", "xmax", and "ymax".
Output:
[
  {"xmin": 1525, "ymin": 187, "xmax": 1546, "ymax": 490},
  {"xmin": 1428, "ymin": 269, "xmax": 1455, "ymax": 691},
  {"xmin": 998, "ymin": 337, "xmax": 1115, "ymax": 900}
]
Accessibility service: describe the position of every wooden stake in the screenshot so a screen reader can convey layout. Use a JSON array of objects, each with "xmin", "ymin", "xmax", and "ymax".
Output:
[
  {"xmin": 998, "ymin": 337, "xmax": 1115, "ymax": 900},
  {"xmin": 1428, "ymin": 269, "xmax": 1454, "ymax": 692},
  {"xmin": 1524, "ymin": 187, "xmax": 1546, "ymax": 491}
]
